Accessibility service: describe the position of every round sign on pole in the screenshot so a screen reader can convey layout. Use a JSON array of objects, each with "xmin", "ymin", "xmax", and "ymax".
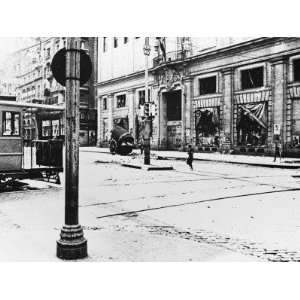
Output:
[{"xmin": 51, "ymin": 48, "xmax": 92, "ymax": 87}]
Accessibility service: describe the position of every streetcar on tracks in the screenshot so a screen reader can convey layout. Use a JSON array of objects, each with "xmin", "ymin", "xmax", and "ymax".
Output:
[{"xmin": 0, "ymin": 100, "xmax": 64, "ymax": 190}]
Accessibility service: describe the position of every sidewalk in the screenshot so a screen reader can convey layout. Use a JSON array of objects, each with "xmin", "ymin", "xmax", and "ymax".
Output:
[{"xmin": 81, "ymin": 147, "xmax": 300, "ymax": 169}]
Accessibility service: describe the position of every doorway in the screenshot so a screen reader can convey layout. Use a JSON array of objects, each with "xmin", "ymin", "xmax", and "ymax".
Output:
[{"xmin": 163, "ymin": 90, "xmax": 182, "ymax": 149}]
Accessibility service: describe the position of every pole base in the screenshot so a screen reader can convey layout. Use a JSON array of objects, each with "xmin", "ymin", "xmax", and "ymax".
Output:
[{"xmin": 56, "ymin": 224, "xmax": 88, "ymax": 260}]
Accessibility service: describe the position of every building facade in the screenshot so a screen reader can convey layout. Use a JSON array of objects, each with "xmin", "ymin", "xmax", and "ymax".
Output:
[
  {"xmin": 13, "ymin": 37, "xmax": 98, "ymax": 145},
  {"xmin": 96, "ymin": 37, "xmax": 300, "ymax": 157}
]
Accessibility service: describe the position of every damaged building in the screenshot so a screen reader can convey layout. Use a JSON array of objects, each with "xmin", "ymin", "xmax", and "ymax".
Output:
[{"xmin": 96, "ymin": 37, "xmax": 300, "ymax": 157}]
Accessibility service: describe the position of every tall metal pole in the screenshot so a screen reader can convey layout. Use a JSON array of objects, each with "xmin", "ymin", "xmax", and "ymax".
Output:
[
  {"xmin": 57, "ymin": 37, "xmax": 87, "ymax": 260},
  {"xmin": 143, "ymin": 37, "xmax": 151, "ymax": 165}
]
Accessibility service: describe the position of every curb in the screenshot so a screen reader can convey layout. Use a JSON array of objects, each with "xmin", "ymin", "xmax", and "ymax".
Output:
[
  {"xmin": 158, "ymin": 156, "xmax": 300, "ymax": 169},
  {"xmin": 121, "ymin": 163, "xmax": 174, "ymax": 171},
  {"xmin": 82, "ymin": 149, "xmax": 300, "ymax": 170}
]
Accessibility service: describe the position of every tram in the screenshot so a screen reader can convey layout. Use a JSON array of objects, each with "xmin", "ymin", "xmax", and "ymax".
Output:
[{"xmin": 0, "ymin": 100, "xmax": 64, "ymax": 189}]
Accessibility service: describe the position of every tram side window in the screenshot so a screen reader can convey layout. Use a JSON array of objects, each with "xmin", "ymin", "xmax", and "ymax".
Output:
[{"xmin": 2, "ymin": 112, "xmax": 20, "ymax": 136}]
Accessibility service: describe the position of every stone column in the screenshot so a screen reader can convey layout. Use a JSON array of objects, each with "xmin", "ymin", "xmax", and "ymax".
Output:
[
  {"xmin": 221, "ymin": 68, "xmax": 234, "ymax": 148},
  {"xmin": 107, "ymin": 94, "xmax": 114, "ymax": 133},
  {"xmin": 184, "ymin": 78, "xmax": 193, "ymax": 146},
  {"xmin": 181, "ymin": 86, "xmax": 186, "ymax": 150},
  {"xmin": 159, "ymin": 89, "xmax": 167, "ymax": 149},
  {"xmin": 271, "ymin": 57, "xmax": 288, "ymax": 147},
  {"xmin": 97, "ymin": 97, "xmax": 102, "ymax": 147},
  {"xmin": 151, "ymin": 87, "xmax": 159, "ymax": 148},
  {"xmin": 127, "ymin": 89, "xmax": 135, "ymax": 139}
]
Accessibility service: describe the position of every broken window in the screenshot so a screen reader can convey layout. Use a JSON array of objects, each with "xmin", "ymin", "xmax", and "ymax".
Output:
[
  {"xmin": 199, "ymin": 76, "xmax": 217, "ymax": 95},
  {"xmin": 236, "ymin": 102, "xmax": 268, "ymax": 146},
  {"xmin": 293, "ymin": 58, "xmax": 300, "ymax": 82},
  {"xmin": 241, "ymin": 66, "xmax": 264, "ymax": 90},
  {"xmin": 195, "ymin": 107, "xmax": 220, "ymax": 146}
]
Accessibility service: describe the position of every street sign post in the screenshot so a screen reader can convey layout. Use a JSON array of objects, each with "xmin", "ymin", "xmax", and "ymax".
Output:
[{"xmin": 55, "ymin": 38, "xmax": 88, "ymax": 260}]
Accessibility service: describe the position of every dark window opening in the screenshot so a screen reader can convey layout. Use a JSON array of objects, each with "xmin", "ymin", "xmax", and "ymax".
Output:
[
  {"xmin": 166, "ymin": 91, "xmax": 182, "ymax": 121},
  {"xmin": 138, "ymin": 90, "xmax": 151, "ymax": 106},
  {"xmin": 103, "ymin": 98, "xmax": 107, "ymax": 110},
  {"xmin": 2, "ymin": 111, "xmax": 20, "ymax": 136},
  {"xmin": 89, "ymin": 111, "xmax": 97, "ymax": 121},
  {"xmin": 241, "ymin": 66, "xmax": 264, "ymax": 90},
  {"xmin": 199, "ymin": 76, "xmax": 217, "ymax": 95},
  {"xmin": 124, "ymin": 37, "xmax": 128, "ymax": 44},
  {"xmin": 103, "ymin": 37, "xmax": 107, "ymax": 52},
  {"xmin": 114, "ymin": 37, "xmax": 118, "ymax": 48},
  {"xmin": 293, "ymin": 58, "xmax": 300, "ymax": 82},
  {"xmin": 116, "ymin": 94, "xmax": 126, "ymax": 108}
]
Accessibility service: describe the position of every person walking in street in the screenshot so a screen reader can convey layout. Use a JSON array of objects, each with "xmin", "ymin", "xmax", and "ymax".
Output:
[
  {"xmin": 187, "ymin": 144, "xmax": 194, "ymax": 170},
  {"xmin": 140, "ymin": 139, "xmax": 144, "ymax": 155},
  {"xmin": 273, "ymin": 139, "xmax": 282, "ymax": 162}
]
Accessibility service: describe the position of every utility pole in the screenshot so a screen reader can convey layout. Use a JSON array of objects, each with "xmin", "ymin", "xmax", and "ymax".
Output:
[
  {"xmin": 56, "ymin": 37, "xmax": 87, "ymax": 260},
  {"xmin": 143, "ymin": 37, "xmax": 151, "ymax": 165}
]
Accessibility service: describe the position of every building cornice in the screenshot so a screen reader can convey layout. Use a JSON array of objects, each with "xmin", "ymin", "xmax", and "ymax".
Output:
[
  {"xmin": 95, "ymin": 70, "xmax": 145, "ymax": 88},
  {"xmin": 95, "ymin": 37, "xmax": 300, "ymax": 91}
]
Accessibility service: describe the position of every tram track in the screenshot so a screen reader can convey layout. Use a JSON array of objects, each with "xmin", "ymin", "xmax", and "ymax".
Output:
[{"xmin": 95, "ymin": 187, "xmax": 300, "ymax": 220}]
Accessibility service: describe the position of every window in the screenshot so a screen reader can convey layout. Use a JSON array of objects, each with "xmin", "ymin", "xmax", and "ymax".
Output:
[
  {"xmin": 42, "ymin": 120, "xmax": 51, "ymax": 137},
  {"xmin": 46, "ymin": 48, "xmax": 51, "ymax": 59},
  {"xmin": 199, "ymin": 76, "xmax": 217, "ymax": 95},
  {"xmin": 103, "ymin": 37, "xmax": 107, "ymax": 52},
  {"xmin": 116, "ymin": 94, "xmax": 126, "ymax": 108},
  {"xmin": 124, "ymin": 37, "xmax": 128, "ymax": 44},
  {"xmin": 114, "ymin": 37, "xmax": 118, "ymax": 48},
  {"xmin": 241, "ymin": 66, "xmax": 264, "ymax": 90},
  {"xmin": 89, "ymin": 111, "xmax": 97, "ymax": 121},
  {"xmin": 103, "ymin": 98, "xmax": 107, "ymax": 110},
  {"xmin": 293, "ymin": 58, "xmax": 300, "ymax": 82},
  {"xmin": 2, "ymin": 112, "xmax": 20, "ymax": 136},
  {"xmin": 80, "ymin": 112, "xmax": 87, "ymax": 121},
  {"xmin": 138, "ymin": 90, "xmax": 151, "ymax": 106}
]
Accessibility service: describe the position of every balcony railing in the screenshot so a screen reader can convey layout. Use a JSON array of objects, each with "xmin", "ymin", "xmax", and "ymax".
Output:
[{"xmin": 153, "ymin": 50, "xmax": 186, "ymax": 67}]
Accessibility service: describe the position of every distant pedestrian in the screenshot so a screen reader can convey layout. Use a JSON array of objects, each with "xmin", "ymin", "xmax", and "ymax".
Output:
[
  {"xmin": 273, "ymin": 140, "xmax": 282, "ymax": 162},
  {"xmin": 140, "ymin": 140, "xmax": 144, "ymax": 155},
  {"xmin": 187, "ymin": 145, "xmax": 194, "ymax": 170}
]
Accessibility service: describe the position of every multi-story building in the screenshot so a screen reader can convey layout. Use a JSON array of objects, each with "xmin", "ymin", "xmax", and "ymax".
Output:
[
  {"xmin": 96, "ymin": 37, "xmax": 300, "ymax": 157},
  {"xmin": 13, "ymin": 37, "xmax": 98, "ymax": 145}
]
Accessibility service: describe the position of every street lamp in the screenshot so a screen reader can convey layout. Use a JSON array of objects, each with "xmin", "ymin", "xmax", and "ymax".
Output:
[
  {"xmin": 143, "ymin": 37, "xmax": 151, "ymax": 165},
  {"xmin": 56, "ymin": 37, "xmax": 87, "ymax": 260}
]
